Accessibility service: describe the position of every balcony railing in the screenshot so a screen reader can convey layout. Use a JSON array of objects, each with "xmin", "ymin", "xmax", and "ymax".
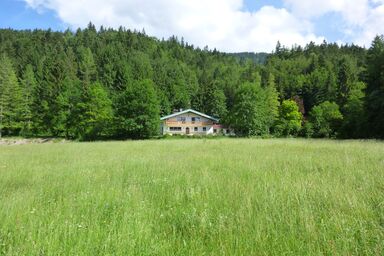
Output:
[{"xmin": 165, "ymin": 120, "xmax": 212, "ymax": 125}]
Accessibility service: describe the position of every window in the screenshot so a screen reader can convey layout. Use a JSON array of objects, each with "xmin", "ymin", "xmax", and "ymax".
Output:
[
  {"xmin": 213, "ymin": 129, "xmax": 217, "ymax": 133},
  {"xmin": 203, "ymin": 127, "xmax": 207, "ymax": 132},
  {"xmin": 170, "ymin": 127, "xmax": 182, "ymax": 131},
  {"xmin": 194, "ymin": 127, "xmax": 198, "ymax": 132},
  {"xmin": 191, "ymin": 117, "xmax": 201, "ymax": 123},
  {"xmin": 177, "ymin": 117, "xmax": 186, "ymax": 122},
  {"xmin": 226, "ymin": 129, "xmax": 230, "ymax": 134}
]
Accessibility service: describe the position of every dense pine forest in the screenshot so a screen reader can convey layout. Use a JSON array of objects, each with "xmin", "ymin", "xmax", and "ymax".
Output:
[{"xmin": 0, "ymin": 23, "xmax": 383, "ymax": 140}]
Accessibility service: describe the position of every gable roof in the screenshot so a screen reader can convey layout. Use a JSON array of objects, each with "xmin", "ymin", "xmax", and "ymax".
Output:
[{"xmin": 160, "ymin": 109, "xmax": 219, "ymax": 122}]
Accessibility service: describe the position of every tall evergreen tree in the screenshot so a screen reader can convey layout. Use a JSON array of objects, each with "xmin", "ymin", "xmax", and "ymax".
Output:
[
  {"xmin": 365, "ymin": 35, "xmax": 384, "ymax": 138},
  {"xmin": 341, "ymin": 82, "xmax": 366, "ymax": 138},
  {"xmin": 337, "ymin": 55, "xmax": 358, "ymax": 106},
  {"xmin": 201, "ymin": 80, "xmax": 227, "ymax": 118},
  {"xmin": 264, "ymin": 73, "xmax": 280, "ymax": 133},
  {"xmin": 69, "ymin": 81, "xmax": 113, "ymax": 140},
  {"xmin": 78, "ymin": 47, "xmax": 97, "ymax": 86},
  {"xmin": 19, "ymin": 64, "xmax": 37, "ymax": 136},
  {"xmin": 56, "ymin": 47, "xmax": 82, "ymax": 137},
  {"xmin": 0, "ymin": 55, "xmax": 22, "ymax": 137}
]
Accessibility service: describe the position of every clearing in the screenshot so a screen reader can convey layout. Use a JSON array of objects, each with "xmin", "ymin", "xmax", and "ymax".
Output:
[{"xmin": 0, "ymin": 139, "xmax": 383, "ymax": 255}]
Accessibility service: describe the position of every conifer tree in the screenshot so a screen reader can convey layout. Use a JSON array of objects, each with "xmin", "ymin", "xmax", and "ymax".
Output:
[
  {"xmin": 264, "ymin": 73, "xmax": 280, "ymax": 133},
  {"xmin": 69, "ymin": 82, "xmax": 113, "ymax": 140},
  {"xmin": 19, "ymin": 64, "xmax": 37, "ymax": 136},
  {"xmin": 0, "ymin": 55, "xmax": 22, "ymax": 137},
  {"xmin": 365, "ymin": 35, "xmax": 384, "ymax": 138}
]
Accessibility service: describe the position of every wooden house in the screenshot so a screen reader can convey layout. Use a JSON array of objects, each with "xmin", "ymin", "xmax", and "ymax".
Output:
[{"xmin": 160, "ymin": 109, "xmax": 232, "ymax": 135}]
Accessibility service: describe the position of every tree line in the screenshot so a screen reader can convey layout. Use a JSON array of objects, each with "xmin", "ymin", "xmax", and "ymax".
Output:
[{"xmin": 0, "ymin": 23, "xmax": 383, "ymax": 139}]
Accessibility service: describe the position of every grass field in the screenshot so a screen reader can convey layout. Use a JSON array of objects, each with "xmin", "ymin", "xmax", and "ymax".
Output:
[{"xmin": 0, "ymin": 139, "xmax": 383, "ymax": 255}]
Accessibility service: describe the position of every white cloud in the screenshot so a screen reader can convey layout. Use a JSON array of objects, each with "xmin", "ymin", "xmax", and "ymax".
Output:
[
  {"xmin": 282, "ymin": 0, "xmax": 384, "ymax": 46},
  {"xmin": 354, "ymin": 3, "xmax": 384, "ymax": 46},
  {"xmin": 23, "ymin": 0, "xmax": 324, "ymax": 52},
  {"xmin": 283, "ymin": 0, "xmax": 369, "ymax": 25}
]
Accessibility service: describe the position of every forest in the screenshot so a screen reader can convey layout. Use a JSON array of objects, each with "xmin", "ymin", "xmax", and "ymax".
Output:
[{"xmin": 0, "ymin": 23, "xmax": 383, "ymax": 140}]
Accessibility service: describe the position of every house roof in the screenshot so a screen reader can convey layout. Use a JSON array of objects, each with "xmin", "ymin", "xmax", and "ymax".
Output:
[{"xmin": 160, "ymin": 109, "xmax": 219, "ymax": 122}]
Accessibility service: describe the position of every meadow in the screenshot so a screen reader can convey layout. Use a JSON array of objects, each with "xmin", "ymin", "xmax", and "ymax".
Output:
[{"xmin": 0, "ymin": 138, "xmax": 383, "ymax": 255}]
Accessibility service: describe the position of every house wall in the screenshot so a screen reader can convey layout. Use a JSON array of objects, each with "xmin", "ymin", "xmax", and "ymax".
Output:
[
  {"xmin": 161, "ymin": 111, "xmax": 235, "ymax": 136},
  {"xmin": 161, "ymin": 112, "xmax": 216, "ymax": 135}
]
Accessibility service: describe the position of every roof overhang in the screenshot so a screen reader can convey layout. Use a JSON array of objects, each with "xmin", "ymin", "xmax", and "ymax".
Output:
[{"xmin": 160, "ymin": 109, "xmax": 219, "ymax": 122}]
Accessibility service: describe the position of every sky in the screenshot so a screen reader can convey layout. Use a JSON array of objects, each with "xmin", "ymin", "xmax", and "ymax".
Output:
[{"xmin": 0, "ymin": 0, "xmax": 384, "ymax": 52}]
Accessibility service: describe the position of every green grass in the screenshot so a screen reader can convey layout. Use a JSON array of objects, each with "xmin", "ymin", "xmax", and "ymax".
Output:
[{"xmin": 0, "ymin": 139, "xmax": 383, "ymax": 255}]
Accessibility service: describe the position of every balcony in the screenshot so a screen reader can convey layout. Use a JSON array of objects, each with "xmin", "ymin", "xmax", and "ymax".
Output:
[{"xmin": 165, "ymin": 120, "xmax": 212, "ymax": 126}]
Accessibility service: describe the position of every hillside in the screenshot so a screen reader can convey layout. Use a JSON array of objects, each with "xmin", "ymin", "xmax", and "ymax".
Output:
[
  {"xmin": 228, "ymin": 52, "xmax": 269, "ymax": 64},
  {"xmin": 0, "ymin": 25, "xmax": 383, "ymax": 139}
]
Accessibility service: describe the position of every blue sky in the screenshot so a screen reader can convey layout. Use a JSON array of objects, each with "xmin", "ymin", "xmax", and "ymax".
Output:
[
  {"xmin": 0, "ymin": 0, "xmax": 383, "ymax": 52},
  {"xmin": 0, "ymin": 0, "xmax": 63, "ymax": 30}
]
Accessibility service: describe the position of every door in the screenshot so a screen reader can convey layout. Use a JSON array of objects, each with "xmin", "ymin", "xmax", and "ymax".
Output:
[{"xmin": 186, "ymin": 127, "xmax": 190, "ymax": 134}]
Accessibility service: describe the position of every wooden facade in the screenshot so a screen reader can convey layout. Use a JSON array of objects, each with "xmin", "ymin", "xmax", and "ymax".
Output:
[{"xmin": 160, "ymin": 109, "xmax": 233, "ymax": 135}]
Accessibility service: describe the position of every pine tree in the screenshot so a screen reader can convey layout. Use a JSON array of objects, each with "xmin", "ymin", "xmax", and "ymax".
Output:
[
  {"xmin": 19, "ymin": 64, "xmax": 37, "ymax": 136},
  {"xmin": 341, "ymin": 82, "xmax": 365, "ymax": 138},
  {"xmin": 365, "ymin": 35, "xmax": 384, "ymax": 138},
  {"xmin": 0, "ymin": 55, "xmax": 22, "ymax": 137},
  {"xmin": 202, "ymin": 80, "xmax": 227, "ymax": 118},
  {"xmin": 70, "ymin": 82, "xmax": 113, "ymax": 140},
  {"xmin": 78, "ymin": 47, "xmax": 97, "ymax": 86},
  {"xmin": 264, "ymin": 73, "xmax": 280, "ymax": 133},
  {"xmin": 337, "ymin": 55, "xmax": 358, "ymax": 106},
  {"xmin": 57, "ymin": 77, "xmax": 82, "ymax": 138}
]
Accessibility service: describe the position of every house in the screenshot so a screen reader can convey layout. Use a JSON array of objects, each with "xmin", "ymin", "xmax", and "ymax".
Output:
[{"xmin": 160, "ymin": 109, "xmax": 233, "ymax": 135}]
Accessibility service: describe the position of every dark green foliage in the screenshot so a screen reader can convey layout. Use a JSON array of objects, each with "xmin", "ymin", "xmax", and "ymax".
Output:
[
  {"xmin": 365, "ymin": 35, "xmax": 384, "ymax": 138},
  {"xmin": 115, "ymin": 79, "xmax": 160, "ymax": 139},
  {"xmin": 264, "ymin": 74, "xmax": 280, "ymax": 132},
  {"xmin": 301, "ymin": 121, "xmax": 314, "ymax": 138},
  {"xmin": 78, "ymin": 47, "xmax": 97, "ymax": 85},
  {"xmin": 0, "ymin": 26, "xmax": 382, "ymax": 139},
  {"xmin": 309, "ymin": 101, "xmax": 343, "ymax": 138},
  {"xmin": 340, "ymin": 82, "xmax": 366, "ymax": 138},
  {"xmin": 229, "ymin": 82, "xmax": 263, "ymax": 136},
  {"xmin": 229, "ymin": 77, "xmax": 277, "ymax": 136},
  {"xmin": 69, "ymin": 82, "xmax": 113, "ymax": 140},
  {"xmin": 229, "ymin": 52, "xmax": 268, "ymax": 64},
  {"xmin": 200, "ymin": 80, "xmax": 227, "ymax": 118},
  {"xmin": 0, "ymin": 54, "xmax": 22, "ymax": 137},
  {"xmin": 337, "ymin": 55, "xmax": 358, "ymax": 106},
  {"xmin": 19, "ymin": 64, "xmax": 37, "ymax": 136}
]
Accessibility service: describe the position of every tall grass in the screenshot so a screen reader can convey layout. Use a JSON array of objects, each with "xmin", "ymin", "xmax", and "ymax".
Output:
[{"xmin": 0, "ymin": 139, "xmax": 383, "ymax": 255}]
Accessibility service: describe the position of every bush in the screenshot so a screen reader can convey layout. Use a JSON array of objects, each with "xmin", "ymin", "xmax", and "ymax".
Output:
[
  {"xmin": 309, "ymin": 101, "xmax": 343, "ymax": 138},
  {"xmin": 301, "ymin": 121, "xmax": 314, "ymax": 138}
]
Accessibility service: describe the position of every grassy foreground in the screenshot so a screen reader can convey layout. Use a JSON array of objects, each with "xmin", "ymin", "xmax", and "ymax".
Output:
[{"xmin": 0, "ymin": 139, "xmax": 383, "ymax": 255}]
